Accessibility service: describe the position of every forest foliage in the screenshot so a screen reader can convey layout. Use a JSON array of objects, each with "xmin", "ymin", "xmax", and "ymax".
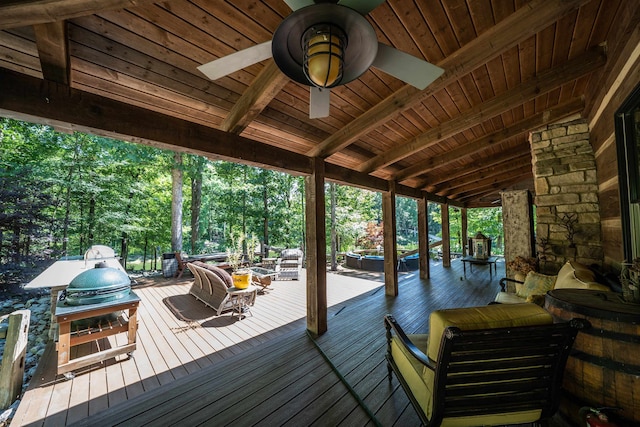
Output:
[{"xmin": 0, "ymin": 118, "xmax": 502, "ymax": 281}]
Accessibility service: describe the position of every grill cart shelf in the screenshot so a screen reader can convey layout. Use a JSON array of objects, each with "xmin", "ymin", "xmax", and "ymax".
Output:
[{"xmin": 55, "ymin": 291, "xmax": 140, "ymax": 377}]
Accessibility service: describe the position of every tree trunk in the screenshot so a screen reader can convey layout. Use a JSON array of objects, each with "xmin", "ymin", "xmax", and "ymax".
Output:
[
  {"xmin": 142, "ymin": 235, "xmax": 148, "ymax": 271},
  {"xmin": 62, "ymin": 139, "xmax": 80, "ymax": 255},
  {"xmin": 88, "ymin": 196, "xmax": 95, "ymax": 247},
  {"xmin": 171, "ymin": 152, "xmax": 183, "ymax": 253},
  {"xmin": 262, "ymin": 170, "xmax": 269, "ymax": 258},
  {"xmin": 190, "ymin": 157, "xmax": 203, "ymax": 254},
  {"xmin": 11, "ymin": 222, "xmax": 20, "ymax": 263},
  {"xmin": 241, "ymin": 165, "xmax": 247, "ymax": 254},
  {"xmin": 62, "ymin": 178, "xmax": 72, "ymax": 255}
]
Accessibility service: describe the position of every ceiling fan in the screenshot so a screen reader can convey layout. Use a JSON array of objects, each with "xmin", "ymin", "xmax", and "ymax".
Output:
[{"xmin": 197, "ymin": 0, "xmax": 444, "ymax": 119}]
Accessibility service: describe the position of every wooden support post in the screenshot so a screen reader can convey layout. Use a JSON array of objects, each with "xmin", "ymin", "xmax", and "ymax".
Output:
[
  {"xmin": 383, "ymin": 181, "xmax": 398, "ymax": 296},
  {"xmin": 305, "ymin": 158, "xmax": 327, "ymax": 335},
  {"xmin": 417, "ymin": 196, "xmax": 430, "ymax": 279},
  {"xmin": 461, "ymin": 207, "xmax": 468, "ymax": 257},
  {"xmin": 442, "ymin": 203, "xmax": 451, "ymax": 268},
  {"xmin": 0, "ymin": 309, "xmax": 30, "ymax": 410}
]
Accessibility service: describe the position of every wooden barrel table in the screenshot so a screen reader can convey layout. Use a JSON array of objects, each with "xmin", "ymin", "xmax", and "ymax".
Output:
[{"xmin": 545, "ymin": 289, "xmax": 640, "ymax": 426}]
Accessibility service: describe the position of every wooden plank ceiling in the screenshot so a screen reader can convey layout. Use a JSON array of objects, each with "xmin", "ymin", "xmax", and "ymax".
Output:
[{"xmin": 0, "ymin": 0, "xmax": 619, "ymax": 207}]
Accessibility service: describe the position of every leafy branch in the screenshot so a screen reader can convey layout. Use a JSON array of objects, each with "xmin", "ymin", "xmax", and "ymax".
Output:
[{"xmin": 557, "ymin": 213, "xmax": 578, "ymax": 247}]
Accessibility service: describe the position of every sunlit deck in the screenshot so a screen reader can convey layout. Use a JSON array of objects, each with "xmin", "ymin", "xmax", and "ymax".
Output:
[{"xmin": 12, "ymin": 258, "xmax": 505, "ymax": 426}]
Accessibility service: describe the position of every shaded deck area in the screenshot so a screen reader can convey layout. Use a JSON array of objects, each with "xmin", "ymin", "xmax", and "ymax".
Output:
[{"xmin": 13, "ymin": 258, "xmax": 505, "ymax": 426}]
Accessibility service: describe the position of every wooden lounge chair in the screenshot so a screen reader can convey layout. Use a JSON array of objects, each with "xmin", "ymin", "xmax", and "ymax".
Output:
[
  {"xmin": 174, "ymin": 252, "xmax": 188, "ymax": 279},
  {"xmin": 384, "ymin": 304, "xmax": 586, "ymax": 427},
  {"xmin": 186, "ymin": 262, "xmax": 234, "ymax": 316}
]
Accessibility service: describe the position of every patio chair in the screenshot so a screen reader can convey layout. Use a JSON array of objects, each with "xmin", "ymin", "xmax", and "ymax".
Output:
[
  {"xmin": 276, "ymin": 248, "xmax": 303, "ymax": 280},
  {"xmin": 186, "ymin": 263, "xmax": 234, "ymax": 316},
  {"xmin": 174, "ymin": 252, "xmax": 189, "ymax": 279},
  {"xmin": 384, "ymin": 303, "xmax": 586, "ymax": 427}
]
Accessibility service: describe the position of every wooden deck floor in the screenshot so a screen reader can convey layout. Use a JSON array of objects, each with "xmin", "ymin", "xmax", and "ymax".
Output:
[{"xmin": 12, "ymin": 257, "xmax": 505, "ymax": 426}]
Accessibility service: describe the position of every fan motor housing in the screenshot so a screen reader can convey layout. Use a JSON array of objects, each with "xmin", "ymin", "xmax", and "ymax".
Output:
[{"xmin": 272, "ymin": 3, "xmax": 378, "ymax": 87}]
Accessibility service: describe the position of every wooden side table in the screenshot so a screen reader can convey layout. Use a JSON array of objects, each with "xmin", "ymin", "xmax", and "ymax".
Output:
[
  {"xmin": 55, "ymin": 291, "xmax": 140, "ymax": 377},
  {"xmin": 226, "ymin": 285, "xmax": 257, "ymax": 320},
  {"xmin": 461, "ymin": 255, "xmax": 498, "ymax": 279}
]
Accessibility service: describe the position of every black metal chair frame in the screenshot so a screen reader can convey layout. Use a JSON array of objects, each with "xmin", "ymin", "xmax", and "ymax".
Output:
[{"xmin": 384, "ymin": 314, "xmax": 587, "ymax": 427}]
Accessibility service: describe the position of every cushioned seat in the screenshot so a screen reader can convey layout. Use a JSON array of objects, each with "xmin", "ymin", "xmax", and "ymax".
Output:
[
  {"xmin": 496, "ymin": 260, "xmax": 610, "ymax": 304},
  {"xmin": 385, "ymin": 304, "xmax": 585, "ymax": 426},
  {"xmin": 186, "ymin": 262, "xmax": 236, "ymax": 315}
]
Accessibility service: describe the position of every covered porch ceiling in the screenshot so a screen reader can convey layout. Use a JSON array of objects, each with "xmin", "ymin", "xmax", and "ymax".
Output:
[{"xmin": 0, "ymin": 0, "xmax": 619, "ymax": 207}]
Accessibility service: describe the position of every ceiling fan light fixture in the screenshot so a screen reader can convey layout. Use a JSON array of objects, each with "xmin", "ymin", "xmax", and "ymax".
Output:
[{"xmin": 303, "ymin": 24, "xmax": 346, "ymax": 88}]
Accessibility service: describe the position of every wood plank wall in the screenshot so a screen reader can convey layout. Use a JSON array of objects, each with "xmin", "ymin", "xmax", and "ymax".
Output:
[{"xmin": 586, "ymin": 2, "xmax": 640, "ymax": 269}]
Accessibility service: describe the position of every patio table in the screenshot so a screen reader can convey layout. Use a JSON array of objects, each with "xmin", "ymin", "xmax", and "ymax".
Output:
[
  {"xmin": 249, "ymin": 266, "xmax": 278, "ymax": 292},
  {"xmin": 461, "ymin": 255, "xmax": 498, "ymax": 280}
]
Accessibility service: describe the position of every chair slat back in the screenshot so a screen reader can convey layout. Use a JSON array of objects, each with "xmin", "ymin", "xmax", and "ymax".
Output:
[{"xmin": 431, "ymin": 320, "xmax": 585, "ymax": 423}]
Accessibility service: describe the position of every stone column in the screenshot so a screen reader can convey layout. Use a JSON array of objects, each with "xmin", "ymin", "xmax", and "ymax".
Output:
[
  {"xmin": 501, "ymin": 190, "xmax": 535, "ymax": 277},
  {"xmin": 530, "ymin": 118, "xmax": 603, "ymax": 274}
]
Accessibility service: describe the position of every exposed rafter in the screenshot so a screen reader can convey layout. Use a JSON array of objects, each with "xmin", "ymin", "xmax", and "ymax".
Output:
[
  {"xmin": 441, "ymin": 164, "xmax": 533, "ymax": 198},
  {"xmin": 0, "ymin": 0, "xmax": 159, "ymax": 29},
  {"xmin": 0, "ymin": 67, "xmax": 439, "ymax": 202},
  {"xmin": 220, "ymin": 60, "xmax": 290, "ymax": 134},
  {"xmin": 362, "ymin": 52, "xmax": 603, "ymax": 174},
  {"xmin": 33, "ymin": 20, "xmax": 70, "ymax": 84},
  {"xmin": 421, "ymin": 149, "xmax": 531, "ymax": 193},
  {"xmin": 404, "ymin": 97, "xmax": 585, "ymax": 185},
  {"xmin": 306, "ymin": 0, "xmax": 592, "ymax": 159}
]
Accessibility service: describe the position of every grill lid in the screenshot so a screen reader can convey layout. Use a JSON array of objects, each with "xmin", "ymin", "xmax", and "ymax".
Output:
[{"xmin": 64, "ymin": 263, "xmax": 131, "ymax": 306}]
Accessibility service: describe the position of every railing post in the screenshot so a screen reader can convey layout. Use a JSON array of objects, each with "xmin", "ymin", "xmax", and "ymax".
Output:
[{"xmin": 0, "ymin": 309, "xmax": 31, "ymax": 410}]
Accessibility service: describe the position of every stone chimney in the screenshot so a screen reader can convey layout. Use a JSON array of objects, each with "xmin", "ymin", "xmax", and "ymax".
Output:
[{"xmin": 530, "ymin": 118, "xmax": 603, "ymax": 274}]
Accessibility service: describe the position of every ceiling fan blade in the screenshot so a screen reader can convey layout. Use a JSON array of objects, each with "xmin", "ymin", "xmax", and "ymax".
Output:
[
  {"xmin": 338, "ymin": 0, "xmax": 386, "ymax": 14},
  {"xmin": 197, "ymin": 41, "xmax": 273, "ymax": 81},
  {"xmin": 309, "ymin": 87, "xmax": 330, "ymax": 119},
  {"xmin": 371, "ymin": 43, "xmax": 444, "ymax": 90},
  {"xmin": 283, "ymin": 0, "xmax": 315, "ymax": 11}
]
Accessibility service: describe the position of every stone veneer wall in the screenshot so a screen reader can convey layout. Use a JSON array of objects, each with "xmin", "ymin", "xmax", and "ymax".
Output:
[{"xmin": 530, "ymin": 118, "xmax": 603, "ymax": 274}]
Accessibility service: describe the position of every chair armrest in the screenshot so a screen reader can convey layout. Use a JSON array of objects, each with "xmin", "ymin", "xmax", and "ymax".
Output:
[
  {"xmin": 499, "ymin": 277, "xmax": 524, "ymax": 292},
  {"xmin": 384, "ymin": 315, "xmax": 436, "ymax": 371}
]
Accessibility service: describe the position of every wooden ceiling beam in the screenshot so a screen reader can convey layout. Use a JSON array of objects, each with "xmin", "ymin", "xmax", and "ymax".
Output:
[
  {"xmin": 447, "ymin": 167, "xmax": 533, "ymax": 200},
  {"xmin": 425, "ymin": 151, "xmax": 532, "ymax": 193},
  {"xmin": 0, "ymin": 67, "xmax": 313, "ymax": 174},
  {"xmin": 439, "ymin": 162, "xmax": 532, "ymax": 197},
  {"xmin": 33, "ymin": 20, "xmax": 70, "ymax": 85},
  {"xmin": 221, "ymin": 60, "xmax": 290, "ymax": 135},
  {"xmin": 306, "ymin": 0, "xmax": 592, "ymax": 159},
  {"xmin": 0, "ymin": 0, "xmax": 159, "ymax": 30},
  {"xmin": 0, "ymin": 67, "xmax": 442, "ymax": 202},
  {"xmin": 361, "ymin": 49, "xmax": 603, "ymax": 174},
  {"xmin": 404, "ymin": 96, "xmax": 585, "ymax": 185},
  {"xmin": 323, "ymin": 163, "xmax": 446, "ymax": 203},
  {"xmin": 454, "ymin": 181, "xmax": 532, "ymax": 207}
]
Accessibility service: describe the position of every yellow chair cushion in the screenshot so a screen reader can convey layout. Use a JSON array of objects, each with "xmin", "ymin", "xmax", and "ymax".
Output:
[
  {"xmin": 555, "ymin": 260, "xmax": 610, "ymax": 291},
  {"xmin": 516, "ymin": 271, "xmax": 557, "ymax": 298},
  {"xmin": 426, "ymin": 303, "xmax": 553, "ymax": 363},
  {"xmin": 390, "ymin": 334, "xmax": 434, "ymax": 420}
]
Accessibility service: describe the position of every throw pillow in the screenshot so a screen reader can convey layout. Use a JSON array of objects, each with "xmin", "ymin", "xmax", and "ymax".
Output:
[
  {"xmin": 555, "ymin": 260, "xmax": 610, "ymax": 291},
  {"xmin": 516, "ymin": 271, "xmax": 557, "ymax": 298}
]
